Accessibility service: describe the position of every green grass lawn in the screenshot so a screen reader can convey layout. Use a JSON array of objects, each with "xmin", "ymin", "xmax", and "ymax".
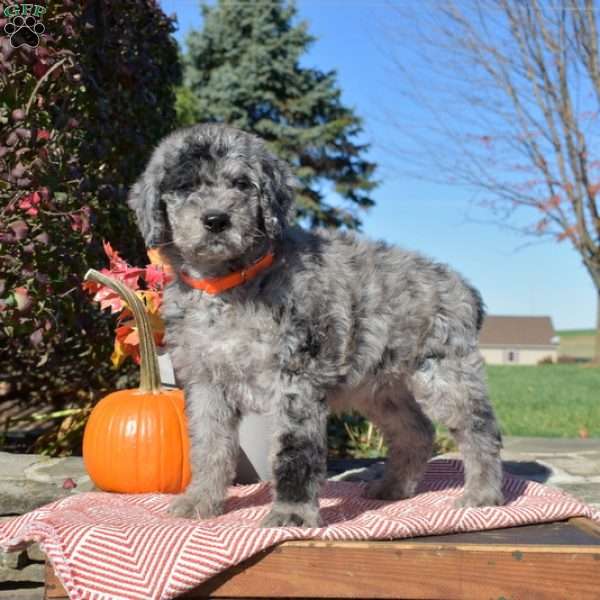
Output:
[
  {"xmin": 557, "ymin": 328, "xmax": 596, "ymax": 360},
  {"xmin": 558, "ymin": 329, "xmax": 596, "ymax": 337},
  {"xmin": 487, "ymin": 364, "xmax": 600, "ymax": 438}
]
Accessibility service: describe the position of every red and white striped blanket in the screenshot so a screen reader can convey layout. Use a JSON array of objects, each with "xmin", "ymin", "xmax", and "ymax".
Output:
[{"xmin": 1, "ymin": 459, "xmax": 599, "ymax": 600}]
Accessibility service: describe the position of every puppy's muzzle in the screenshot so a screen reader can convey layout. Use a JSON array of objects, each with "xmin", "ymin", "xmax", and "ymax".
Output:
[{"xmin": 202, "ymin": 211, "xmax": 231, "ymax": 233}]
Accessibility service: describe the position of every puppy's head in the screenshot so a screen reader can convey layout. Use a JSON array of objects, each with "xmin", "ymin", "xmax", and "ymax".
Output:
[{"xmin": 128, "ymin": 124, "xmax": 297, "ymax": 265}]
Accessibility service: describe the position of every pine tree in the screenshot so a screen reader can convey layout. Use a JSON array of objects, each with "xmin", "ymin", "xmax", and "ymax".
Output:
[{"xmin": 179, "ymin": 0, "xmax": 377, "ymax": 229}]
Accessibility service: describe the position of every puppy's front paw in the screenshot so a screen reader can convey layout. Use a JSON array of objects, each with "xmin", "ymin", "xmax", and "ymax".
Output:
[
  {"xmin": 453, "ymin": 488, "xmax": 504, "ymax": 509},
  {"xmin": 168, "ymin": 494, "xmax": 223, "ymax": 520},
  {"xmin": 261, "ymin": 503, "xmax": 322, "ymax": 528}
]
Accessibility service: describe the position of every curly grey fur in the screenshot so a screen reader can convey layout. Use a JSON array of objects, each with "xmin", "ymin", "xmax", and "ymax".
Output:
[{"xmin": 128, "ymin": 123, "xmax": 504, "ymax": 527}]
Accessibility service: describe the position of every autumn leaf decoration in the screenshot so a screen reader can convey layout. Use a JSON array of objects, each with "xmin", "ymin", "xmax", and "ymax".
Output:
[{"xmin": 83, "ymin": 242, "xmax": 172, "ymax": 367}]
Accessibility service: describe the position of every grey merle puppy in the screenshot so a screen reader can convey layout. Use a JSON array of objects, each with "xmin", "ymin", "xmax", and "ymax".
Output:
[{"xmin": 128, "ymin": 123, "xmax": 504, "ymax": 527}]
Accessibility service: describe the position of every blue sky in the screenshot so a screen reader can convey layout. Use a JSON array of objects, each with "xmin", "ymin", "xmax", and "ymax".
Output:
[{"xmin": 159, "ymin": 0, "xmax": 595, "ymax": 331}]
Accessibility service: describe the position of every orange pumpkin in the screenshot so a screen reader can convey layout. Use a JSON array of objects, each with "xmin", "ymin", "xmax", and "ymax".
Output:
[{"xmin": 82, "ymin": 268, "xmax": 191, "ymax": 493}]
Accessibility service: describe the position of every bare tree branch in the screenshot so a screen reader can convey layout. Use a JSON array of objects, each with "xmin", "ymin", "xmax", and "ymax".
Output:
[{"xmin": 384, "ymin": 0, "xmax": 600, "ymax": 360}]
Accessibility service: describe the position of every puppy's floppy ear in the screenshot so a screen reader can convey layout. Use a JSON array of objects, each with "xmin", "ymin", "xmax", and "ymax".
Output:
[
  {"xmin": 259, "ymin": 153, "xmax": 299, "ymax": 239},
  {"xmin": 127, "ymin": 170, "xmax": 167, "ymax": 248}
]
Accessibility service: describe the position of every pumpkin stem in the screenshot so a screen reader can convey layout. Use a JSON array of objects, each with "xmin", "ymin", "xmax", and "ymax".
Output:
[{"xmin": 84, "ymin": 269, "xmax": 162, "ymax": 393}]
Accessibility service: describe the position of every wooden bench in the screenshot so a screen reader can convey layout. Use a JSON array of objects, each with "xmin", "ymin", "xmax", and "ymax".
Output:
[{"xmin": 44, "ymin": 517, "xmax": 600, "ymax": 599}]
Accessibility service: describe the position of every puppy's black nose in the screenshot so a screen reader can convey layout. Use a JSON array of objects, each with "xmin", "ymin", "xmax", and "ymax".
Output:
[{"xmin": 202, "ymin": 211, "xmax": 230, "ymax": 233}]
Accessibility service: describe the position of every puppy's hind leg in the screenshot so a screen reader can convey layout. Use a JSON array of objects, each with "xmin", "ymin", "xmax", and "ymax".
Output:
[
  {"xmin": 409, "ymin": 351, "xmax": 504, "ymax": 508},
  {"xmin": 362, "ymin": 388, "xmax": 435, "ymax": 501},
  {"xmin": 169, "ymin": 384, "xmax": 240, "ymax": 519},
  {"xmin": 262, "ymin": 378, "xmax": 328, "ymax": 528}
]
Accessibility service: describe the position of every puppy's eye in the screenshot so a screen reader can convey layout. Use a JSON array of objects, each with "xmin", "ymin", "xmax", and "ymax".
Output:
[
  {"xmin": 161, "ymin": 179, "xmax": 195, "ymax": 194},
  {"xmin": 232, "ymin": 177, "xmax": 251, "ymax": 191}
]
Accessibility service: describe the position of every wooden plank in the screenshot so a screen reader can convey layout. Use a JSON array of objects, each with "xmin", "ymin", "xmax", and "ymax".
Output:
[
  {"xmin": 188, "ymin": 542, "xmax": 600, "ymax": 599},
  {"xmin": 45, "ymin": 561, "xmax": 64, "ymax": 600},
  {"xmin": 45, "ymin": 519, "xmax": 600, "ymax": 600},
  {"xmin": 411, "ymin": 519, "xmax": 600, "ymax": 546},
  {"xmin": 45, "ymin": 543, "xmax": 600, "ymax": 600},
  {"xmin": 570, "ymin": 516, "xmax": 600, "ymax": 538}
]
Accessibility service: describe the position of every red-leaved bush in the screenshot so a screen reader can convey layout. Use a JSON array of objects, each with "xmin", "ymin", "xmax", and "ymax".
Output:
[{"xmin": 0, "ymin": 0, "xmax": 181, "ymax": 454}]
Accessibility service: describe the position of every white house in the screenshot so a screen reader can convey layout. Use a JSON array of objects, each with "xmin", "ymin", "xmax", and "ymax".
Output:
[{"xmin": 478, "ymin": 315, "xmax": 559, "ymax": 365}]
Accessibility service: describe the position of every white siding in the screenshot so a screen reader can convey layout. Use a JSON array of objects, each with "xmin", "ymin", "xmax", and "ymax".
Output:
[{"xmin": 480, "ymin": 346, "xmax": 558, "ymax": 365}]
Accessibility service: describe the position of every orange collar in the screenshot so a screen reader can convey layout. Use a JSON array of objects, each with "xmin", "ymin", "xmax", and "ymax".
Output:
[{"xmin": 179, "ymin": 250, "xmax": 275, "ymax": 295}]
